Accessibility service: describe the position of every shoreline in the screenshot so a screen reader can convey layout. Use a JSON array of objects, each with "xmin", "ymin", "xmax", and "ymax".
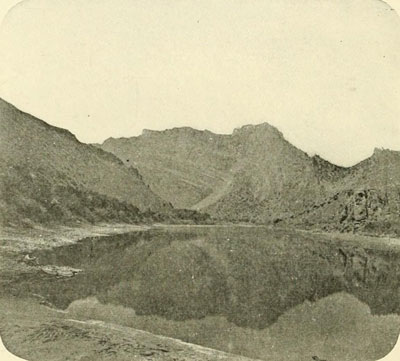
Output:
[
  {"xmin": 1, "ymin": 223, "xmax": 400, "ymax": 361},
  {"xmin": 1, "ymin": 223, "xmax": 400, "ymax": 286},
  {"xmin": 2, "ymin": 222, "xmax": 399, "ymax": 252},
  {"xmin": 0, "ymin": 295, "xmax": 257, "ymax": 361}
]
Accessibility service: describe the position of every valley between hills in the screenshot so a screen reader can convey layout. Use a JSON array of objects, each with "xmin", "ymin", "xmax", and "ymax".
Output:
[
  {"xmin": 1, "ymin": 97, "xmax": 400, "ymax": 236},
  {"xmin": 1, "ymin": 97, "xmax": 400, "ymax": 361}
]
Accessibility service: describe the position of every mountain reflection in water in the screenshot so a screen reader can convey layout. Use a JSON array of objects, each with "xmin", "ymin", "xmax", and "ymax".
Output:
[{"xmin": 6, "ymin": 226, "xmax": 400, "ymax": 360}]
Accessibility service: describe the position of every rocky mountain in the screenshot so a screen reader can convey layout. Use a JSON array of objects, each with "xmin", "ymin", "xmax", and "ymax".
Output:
[
  {"xmin": 203, "ymin": 124, "xmax": 344, "ymax": 223},
  {"xmin": 0, "ymin": 98, "xmax": 172, "ymax": 227},
  {"xmin": 304, "ymin": 148, "xmax": 400, "ymax": 234},
  {"xmin": 2, "ymin": 96, "xmax": 398, "ymax": 233},
  {"xmin": 100, "ymin": 128, "xmax": 236, "ymax": 209},
  {"xmin": 99, "ymin": 123, "xmax": 344, "ymax": 219},
  {"xmin": 99, "ymin": 124, "xmax": 400, "ymax": 235}
]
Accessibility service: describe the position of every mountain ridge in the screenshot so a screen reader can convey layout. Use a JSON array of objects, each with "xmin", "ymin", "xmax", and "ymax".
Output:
[
  {"xmin": 2, "ymin": 96, "xmax": 399, "ymax": 234},
  {"xmin": 101, "ymin": 123, "xmax": 394, "ymax": 169},
  {"xmin": 99, "ymin": 122, "xmax": 400, "ymax": 235}
]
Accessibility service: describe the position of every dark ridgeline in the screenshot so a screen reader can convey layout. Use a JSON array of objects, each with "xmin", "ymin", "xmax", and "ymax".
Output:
[{"xmin": 1, "ymin": 96, "xmax": 400, "ymax": 234}]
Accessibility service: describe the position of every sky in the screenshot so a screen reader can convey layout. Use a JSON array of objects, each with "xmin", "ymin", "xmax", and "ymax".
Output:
[{"xmin": 0, "ymin": 0, "xmax": 399, "ymax": 167}]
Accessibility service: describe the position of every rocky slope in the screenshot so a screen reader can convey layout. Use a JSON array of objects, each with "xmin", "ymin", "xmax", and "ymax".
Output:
[
  {"xmin": 203, "ymin": 123, "xmax": 346, "ymax": 223},
  {"xmin": 0, "ymin": 98, "xmax": 171, "ymax": 226},
  {"xmin": 100, "ymin": 123, "xmax": 334, "ymax": 214},
  {"xmin": 2, "ymin": 96, "xmax": 398, "ymax": 233},
  {"xmin": 100, "ymin": 128, "xmax": 236, "ymax": 209},
  {"xmin": 300, "ymin": 148, "xmax": 400, "ymax": 233},
  {"xmin": 99, "ymin": 124, "xmax": 400, "ymax": 234}
]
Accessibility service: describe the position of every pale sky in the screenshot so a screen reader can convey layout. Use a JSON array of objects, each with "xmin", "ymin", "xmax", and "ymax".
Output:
[{"xmin": 0, "ymin": 0, "xmax": 399, "ymax": 166}]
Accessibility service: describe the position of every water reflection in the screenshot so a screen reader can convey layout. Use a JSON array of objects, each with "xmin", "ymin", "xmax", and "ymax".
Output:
[{"xmin": 7, "ymin": 226, "xmax": 400, "ymax": 329}]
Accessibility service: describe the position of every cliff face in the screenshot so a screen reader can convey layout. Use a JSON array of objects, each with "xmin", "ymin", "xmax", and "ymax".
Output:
[{"xmin": 296, "ymin": 149, "xmax": 400, "ymax": 233}]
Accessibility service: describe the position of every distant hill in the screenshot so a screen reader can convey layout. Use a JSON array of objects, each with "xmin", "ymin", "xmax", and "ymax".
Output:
[
  {"xmin": 99, "ymin": 124, "xmax": 400, "ymax": 235},
  {"xmin": 100, "ymin": 128, "xmax": 236, "ymax": 209},
  {"xmin": 99, "ymin": 123, "xmax": 345, "ymax": 222},
  {"xmin": 2, "ymin": 96, "xmax": 398, "ymax": 234},
  {"xmin": 202, "ymin": 123, "xmax": 344, "ymax": 223},
  {"xmin": 0, "ymin": 98, "xmax": 172, "ymax": 227}
]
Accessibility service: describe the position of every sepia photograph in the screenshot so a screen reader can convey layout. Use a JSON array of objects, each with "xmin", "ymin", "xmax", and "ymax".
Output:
[{"xmin": 1, "ymin": 0, "xmax": 400, "ymax": 360}]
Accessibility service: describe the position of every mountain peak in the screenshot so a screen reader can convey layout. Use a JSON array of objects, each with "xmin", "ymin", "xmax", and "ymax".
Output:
[
  {"xmin": 370, "ymin": 147, "xmax": 400, "ymax": 161},
  {"xmin": 142, "ymin": 127, "xmax": 213, "ymax": 137},
  {"xmin": 372, "ymin": 147, "xmax": 398, "ymax": 155},
  {"xmin": 232, "ymin": 122, "xmax": 283, "ymax": 138}
]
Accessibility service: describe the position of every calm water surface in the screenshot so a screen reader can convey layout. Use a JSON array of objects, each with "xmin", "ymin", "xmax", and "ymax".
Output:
[
  {"xmin": 9, "ymin": 226, "xmax": 400, "ymax": 323},
  {"xmin": 5, "ymin": 226, "xmax": 400, "ymax": 360}
]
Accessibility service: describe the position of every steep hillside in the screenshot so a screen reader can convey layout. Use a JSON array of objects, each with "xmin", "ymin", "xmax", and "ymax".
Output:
[
  {"xmin": 0, "ymin": 98, "xmax": 171, "ymax": 226},
  {"xmin": 205, "ymin": 124, "xmax": 347, "ymax": 223},
  {"xmin": 100, "ymin": 128, "xmax": 236, "ymax": 208},
  {"xmin": 298, "ymin": 148, "xmax": 400, "ymax": 234},
  {"xmin": 99, "ymin": 123, "xmax": 400, "ymax": 234},
  {"xmin": 4, "ymin": 96, "xmax": 395, "ymax": 233},
  {"xmin": 99, "ymin": 123, "xmax": 347, "ymax": 224}
]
